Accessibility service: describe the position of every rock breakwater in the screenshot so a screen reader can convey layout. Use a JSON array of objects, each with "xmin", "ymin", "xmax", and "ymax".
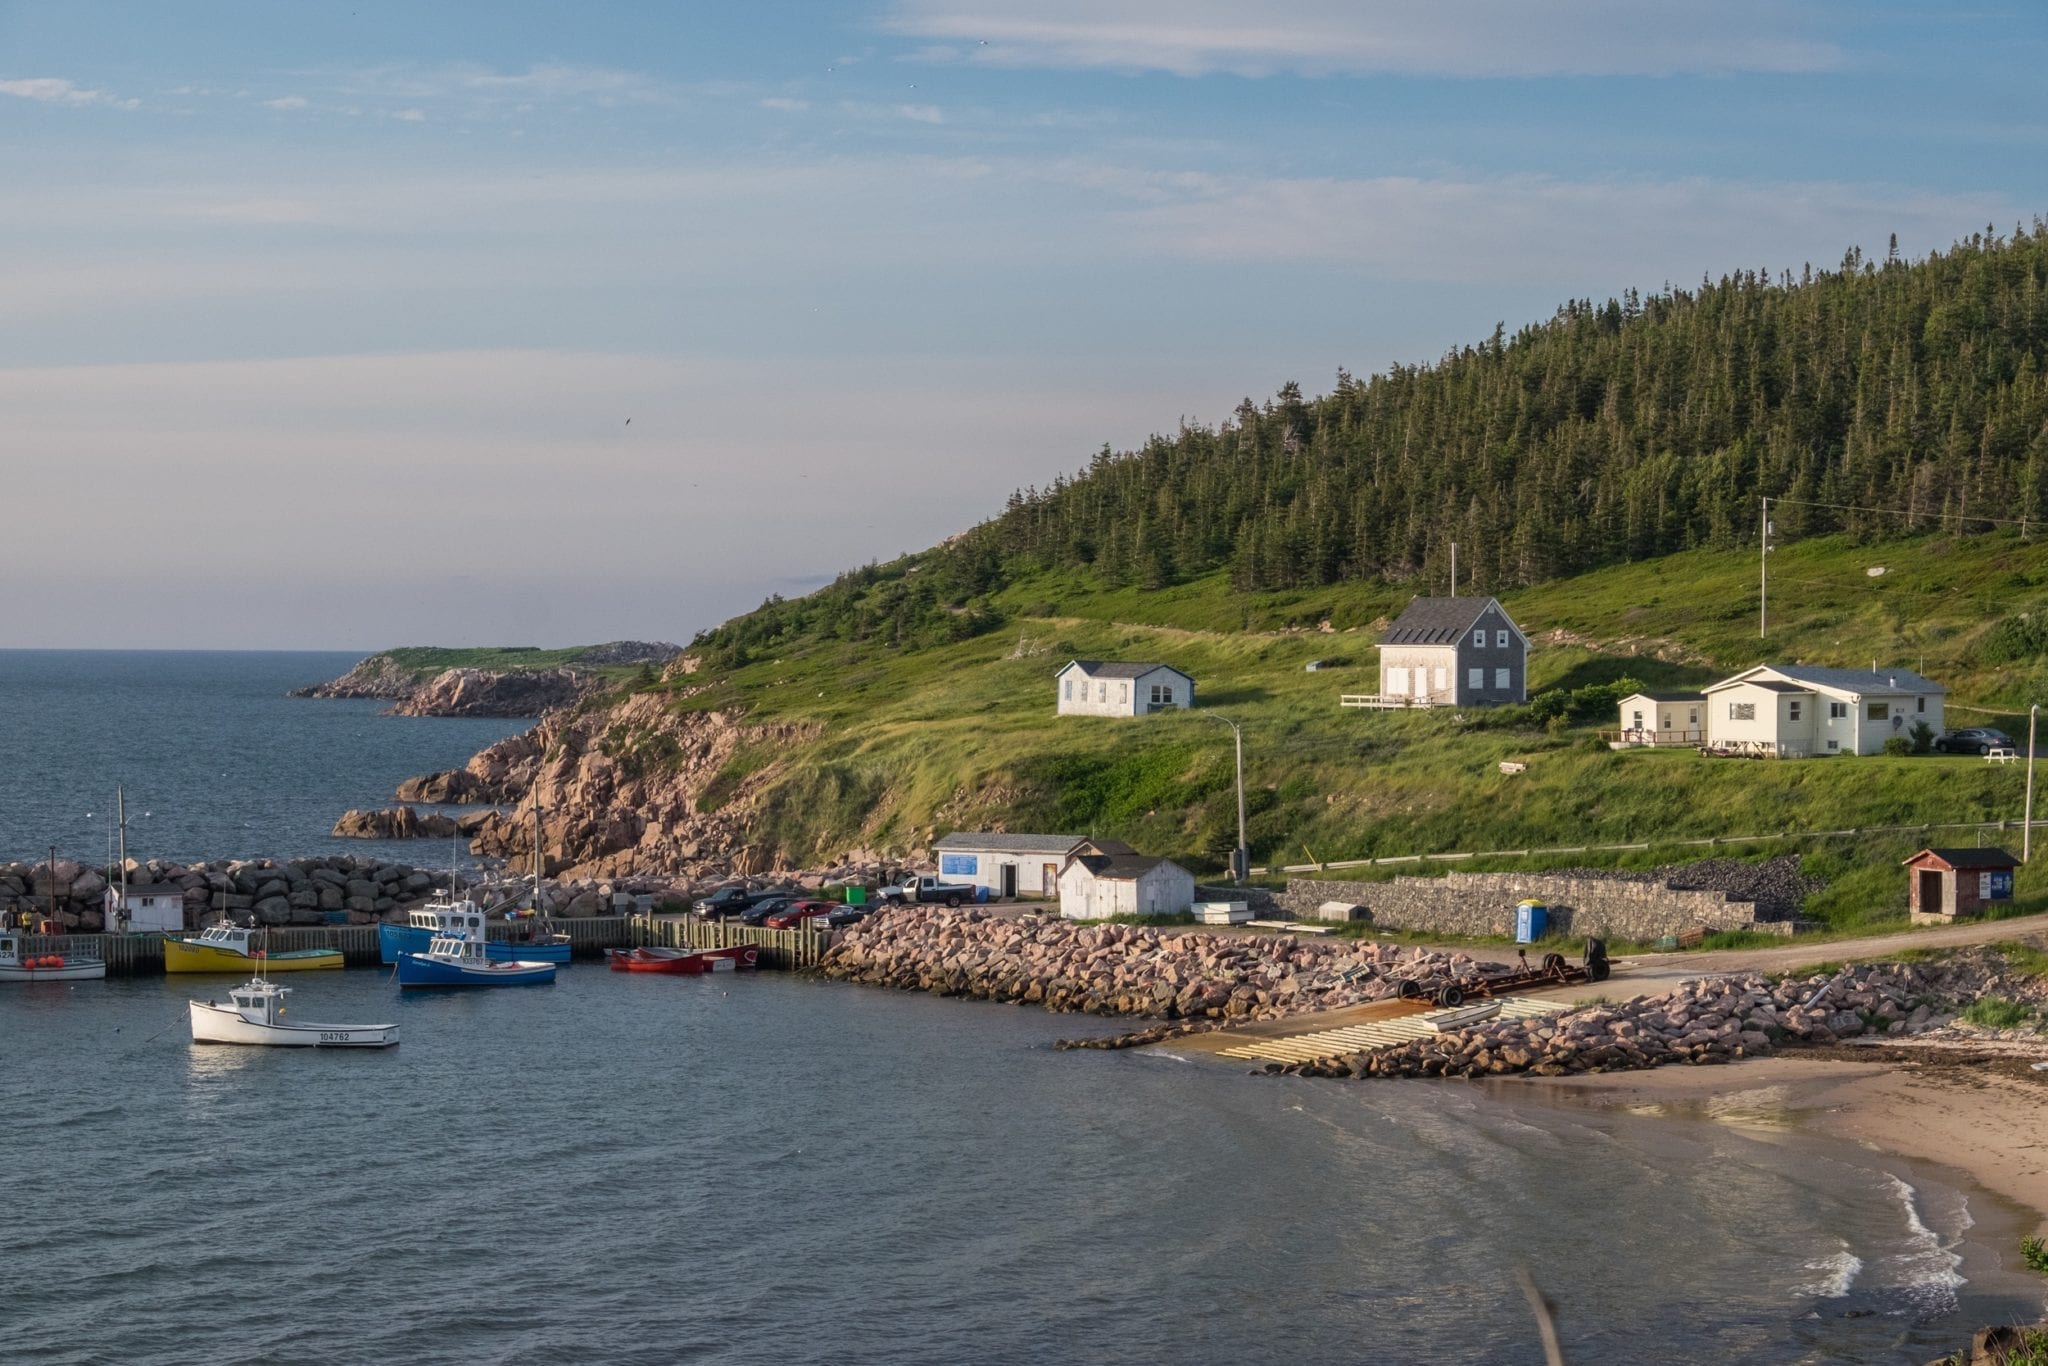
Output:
[
  {"xmin": 1271, "ymin": 954, "xmax": 2031, "ymax": 1080},
  {"xmin": 819, "ymin": 906, "xmax": 1494, "ymax": 1021},
  {"xmin": 1, "ymin": 855, "xmax": 464, "ymax": 931}
]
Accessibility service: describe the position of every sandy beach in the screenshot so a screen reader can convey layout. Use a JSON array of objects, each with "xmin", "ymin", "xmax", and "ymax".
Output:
[{"xmin": 1518, "ymin": 1049, "xmax": 2048, "ymax": 1237}]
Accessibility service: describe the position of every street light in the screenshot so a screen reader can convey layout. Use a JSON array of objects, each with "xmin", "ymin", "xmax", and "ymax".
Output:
[
  {"xmin": 2027, "ymin": 704, "xmax": 2039, "ymax": 864},
  {"xmin": 1205, "ymin": 713, "xmax": 1250, "ymax": 883}
]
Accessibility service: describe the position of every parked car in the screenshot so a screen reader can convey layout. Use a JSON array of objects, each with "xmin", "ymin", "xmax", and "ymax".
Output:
[
  {"xmin": 823, "ymin": 904, "xmax": 873, "ymax": 928},
  {"xmin": 735, "ymin": 896, "xmax": 795, "ymax": 927},
  {"xmin": 1934, "ymin": 727, "xmax": 2015, "ymax": 755},
  {"xmin": 764, "ymin": 901, "xmax": 838, "ymax": 929},
  {"xmin": 692, "ymin": 886, "xmax": 793, "ymax": 919}
]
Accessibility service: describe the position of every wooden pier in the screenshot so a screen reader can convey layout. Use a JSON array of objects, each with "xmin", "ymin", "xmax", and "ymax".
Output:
[{"xmin": 20, "ymin": 914, "xmax": 827, "ymax": 975}]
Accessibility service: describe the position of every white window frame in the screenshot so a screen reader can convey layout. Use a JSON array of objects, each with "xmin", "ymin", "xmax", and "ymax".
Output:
[
  {"xmin": 1729, "ymin": 702, "xmax": 1755, "ymax": 721},
  {"xmin": 1495, "ymin": 629, "xmax": 1509, "ymax": 648},
  {"xmin": 1471, "ymin": 628, "xmax": 1485, "ymax": 647},
  {"xmin": 1387, "ymin": 666, "xmax": 1410, "ymax": 694},
  {"xmin": 1097, "ymin": 681, "xmax": 1107, "ymax": 702},
  {"xmin": 1433, "ymin": 667, "xmax": 1447, "ymax": 689},
  {"xmin": 1119, "ymin": 682, "xmax": 1129, "ymax": 703},
  {"xmin": 1688, "ymin": 708, "xmax": 1699, "ymax": 725},
  {"xmin": 1468, "ymin": 667, "xmax": 1483, "ymax": 689},
  {"xmin": 1867, "ymin": 702, "xmax": 1889, "ymax": 721},
  {"xmin": 1493, "ymin": 668, "xmax": 1509, "ymax": 689},
  {"xmin": 1788, "ymin": 700, "xmax": 1802, "ymax": 722},
  {"xmin": 1828, "ymin": 701, "xmax": 1846, "ymax": 719},
  {"xmin": 1063, "ymin": 679, "xmax": 1073, "ymax": 700}
]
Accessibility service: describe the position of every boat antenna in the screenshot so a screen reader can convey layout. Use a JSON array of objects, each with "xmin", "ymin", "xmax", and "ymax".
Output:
[
  {"xmin": 532, "ymin": 794, "xmax": 544, "ymax": 917},
  {"xmin": 117, "ymin": 785, "xmax": 129, "ymax": 919}
]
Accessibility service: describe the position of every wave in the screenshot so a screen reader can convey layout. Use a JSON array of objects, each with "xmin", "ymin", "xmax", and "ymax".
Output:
[
  {"xmin": 1881, "ymin": 1173, "xmax": 1966, "ymax": 1316},
  {"xmin": 1793, "ymin": 1243, "xmax": 1863, "ymax": 1298}
]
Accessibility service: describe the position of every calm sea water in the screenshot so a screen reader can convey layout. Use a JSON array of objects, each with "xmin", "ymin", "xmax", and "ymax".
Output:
[
  {"xmin": 5, "ymin": 970, "xmax": 2044, "ymax": 1366},
  {"xmin": 0, "ymin": 650, "xmax": 527, "ymax": 866}
]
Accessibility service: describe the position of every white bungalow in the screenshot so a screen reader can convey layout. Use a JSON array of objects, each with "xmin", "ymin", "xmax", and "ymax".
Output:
[
  {"xmin": 932, "ymin": 833, "xmax": 1134, "ymax": 900},
  {"xmin": 1614, "ymin": 692, "xmax": 1706, "ymax": 747},
  {"xmin": 1055, "ymin": 661, "xmax": 1193, "ymax": 717},
  {"xmin": 1702, "ymin": 665, "xmax": 1946, "ymax": 757},
  {"xmin": 1056, "ymin": 849, "xmax": 1197, "ymax": 922}
]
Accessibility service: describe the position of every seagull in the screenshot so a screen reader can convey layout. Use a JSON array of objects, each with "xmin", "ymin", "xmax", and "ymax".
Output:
[{"xmin": 624, "ymin": 418, "xmax": 631, "ymax": 426}]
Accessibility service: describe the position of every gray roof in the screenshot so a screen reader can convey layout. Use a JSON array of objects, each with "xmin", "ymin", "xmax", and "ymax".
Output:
[
  {"xmin": 1623, "ymin": 692, "xmax": 1703, "ymax": 703},
  {"xmin": 1067, "ymin": 852, "xmax": 1180, "ymax": 881},
  {"xmin": 114, "ymin": 882, "xmax": 186, "ymax": 898},
  {"xmin": 1059, "ymin": 660, "xmax": 1191, "ymax": 681},
  {"xmin": 1769, "ymin": 664, "xmax": 1946, "ymax": 695},
  {"xmin": 1908, "ymin": 847, "xmax": 2017, "ymax": 870},
  {"xmin": 1381, "ymin": 597, "xmax": 1516, "ymax": 646},
  {"xmin": 936, "ymin": 832, "xmax": 1089, "ymax": 854},
  {"xmin": 1751, "ymin": 681, "xmax": 1809, "ymax": 693}
]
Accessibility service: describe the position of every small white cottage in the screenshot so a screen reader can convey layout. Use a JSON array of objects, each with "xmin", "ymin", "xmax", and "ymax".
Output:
[
  {"xmin": 103, "ymin": 882, "xmax": 188, "ymax": 933},
  {"xmin": 1702, "ymin": 665, "xmax": 1946, "ymax": 757},
  {"xmin": 1055, "ymin": 661, "xmax": 1194, "ymax": 717},
  {"xmin": 1057, "ymin": 850, "xmax": 1197, "ymax": 921},
  {"xmin": 1614, "ymin": 692, "xmax": 1706, "ymax": 747},
  {"xmin": 932, "ymin": 832, "xmax": 1135, "ymax": 899}
]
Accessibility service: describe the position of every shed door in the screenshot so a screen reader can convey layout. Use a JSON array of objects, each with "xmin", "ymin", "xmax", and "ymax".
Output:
[
  {"xmin": 1000, "ymin": 864, "xmax": 1017, "ymax": 898},
  {"xmin": 1918, "ymin": 869, "xmax": 1944, "ymax": 914}
]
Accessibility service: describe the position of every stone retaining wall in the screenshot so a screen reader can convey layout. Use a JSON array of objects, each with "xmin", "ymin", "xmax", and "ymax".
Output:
[{"xmin": 1276, "ymin": 871, "xmax": 1767, "ymax": 941}]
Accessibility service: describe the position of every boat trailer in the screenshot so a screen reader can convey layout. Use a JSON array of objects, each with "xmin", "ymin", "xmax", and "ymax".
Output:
[{"xmin": 1397, "ymin": 938, "xmax": 1611, "ymax": 1009}]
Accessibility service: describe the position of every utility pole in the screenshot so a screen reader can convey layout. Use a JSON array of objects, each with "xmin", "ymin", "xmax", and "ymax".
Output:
[
  {"xmin": 1209, "ymin": 715, "xmax": 1250, "ymax": 882},
  {"xmin": 2027, "ymin": 705, "xmax": 2039, "ymax": 864},
  {"xmin": 47, "ymin": 843, "xmax": 59, "ymax": 932},
  {"xmin": 1449, "ymin": 542, "xmax": 1458, "ymax": 598},
  {"xmin": 117, "ymin": 786, "xmax": 129, "ymax": 906},
  {"xmin": 1760, "ymin": 495, "xmax": 1769, "ymax": 639}
]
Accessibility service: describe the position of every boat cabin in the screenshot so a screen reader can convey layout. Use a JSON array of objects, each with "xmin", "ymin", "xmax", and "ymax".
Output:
[
  {"xmin": 425, "ymin": 934, "xmax": 492, "ymax": 965},
  {"xmin": 192, "ymin": 922, "xmax": 259, "ymax": 953},
  {"xmin": 409, "ymin": 898, "xmax": 487, "ymax": 937},
  {"xmin": 223, "ymin": 980, "xmax": 289, "ymax": 1022}
]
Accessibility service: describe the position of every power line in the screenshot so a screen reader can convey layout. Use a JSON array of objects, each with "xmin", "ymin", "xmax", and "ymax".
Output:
[{"xmin": 1769, "ymin": 495, "xmax": 2033, "ymax": 530}]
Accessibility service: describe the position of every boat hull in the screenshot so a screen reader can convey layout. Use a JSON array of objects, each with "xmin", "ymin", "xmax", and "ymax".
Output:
[
  {"xmin": 606, "ymin": 946, "xmax": 759, "ymax": 974},
  {"xmin": 165, "ymin": 941, "xmax": 343, "ymax": 974},
  {"xmin": 0, "ymin": 957, "xmax": 107, "ymax": 982},
  {"xmin": 377, "ymin": 922, "xmax": 572, "ymax": 965},
  {"xmin": 188, "ymin": 1000, "xmax": 399, "ymax": 1047},
  {"xmin": 395, "ymin": 954, "xmax": 556, "ymax": 988}
]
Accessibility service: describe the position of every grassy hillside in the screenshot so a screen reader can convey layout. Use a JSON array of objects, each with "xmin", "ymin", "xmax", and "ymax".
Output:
[
  {"xmin": 376, "ymin": 644, "xmax": 670, "ymax": 684},
  {"xmin": 643, "ymin": 529, "xmax": 2048, "ymax": 928}
]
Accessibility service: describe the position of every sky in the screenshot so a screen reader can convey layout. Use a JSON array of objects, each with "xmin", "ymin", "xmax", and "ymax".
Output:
[{"xmin": 2, "ymin": 0, "xmax": 2044, "ymax": 649}]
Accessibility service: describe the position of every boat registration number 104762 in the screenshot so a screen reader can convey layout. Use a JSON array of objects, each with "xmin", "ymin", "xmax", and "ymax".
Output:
[{"xmin": 319, "ymin": 1032, "xmax": 354, "ymax": 1043}]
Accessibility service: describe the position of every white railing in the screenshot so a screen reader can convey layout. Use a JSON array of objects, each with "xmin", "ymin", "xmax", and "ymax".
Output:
[{"xmin": 1339, "ymin": 694, "xmax": 1438, "ymax": 710}]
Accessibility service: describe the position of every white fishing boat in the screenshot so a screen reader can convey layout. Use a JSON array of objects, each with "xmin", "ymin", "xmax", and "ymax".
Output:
[
  {"xmin": 189, "ymin": 975, "xmax": 399, "ymax": 1048},
  {"xmin": 0, "ymin": 931, "xmax": 106, "ymax": 982}
]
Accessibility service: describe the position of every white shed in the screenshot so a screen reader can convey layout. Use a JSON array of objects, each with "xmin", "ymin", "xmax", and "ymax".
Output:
[
  {"xmin": 1056, "ymin": 661, "xmax": 1194, "ymax": 717},
  {"xmin": 1056, "ymin": 851, "xmax": 1197, "ymax": 921},
  {"xmin": 104, "ymin": 882, "xmax": 188, "ymax": 933},
  {"xmin": 932, "ymin": 833, "xmax": 1134, "ymax": 899}
]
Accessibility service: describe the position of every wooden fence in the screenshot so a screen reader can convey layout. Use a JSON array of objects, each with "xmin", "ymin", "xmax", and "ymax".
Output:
[{"xmin": 630, "ymin": 914, "xmax": 830, "ymax": 969}]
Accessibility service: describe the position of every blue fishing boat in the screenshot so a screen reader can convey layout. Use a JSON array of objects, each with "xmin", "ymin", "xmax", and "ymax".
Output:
[
  {"xmin": 396, "ymin": 928, "xmax": 558, "ymax": 988},
  {"xmin": 377, "ymin": 897, "xmax": 571, "ymax": 965}
]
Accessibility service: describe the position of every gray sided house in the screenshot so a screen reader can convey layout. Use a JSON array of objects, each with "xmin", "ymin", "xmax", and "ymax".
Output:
[
  {"xmin": 932, "ymin": 833, "xmax": 1135, "ymax": 899},
  {"xmin": 1376, "ymin": 597, "xmax": 1528, "ymax": 706},
  {"xmin": 1056, "ymin": 661, "xmax": 1194, "ymax": 717}
]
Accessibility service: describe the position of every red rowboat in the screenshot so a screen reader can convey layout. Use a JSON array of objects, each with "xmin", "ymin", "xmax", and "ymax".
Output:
[{"xmin": 606, "ymin": 945, "xmax": 760, "ymax": 974}]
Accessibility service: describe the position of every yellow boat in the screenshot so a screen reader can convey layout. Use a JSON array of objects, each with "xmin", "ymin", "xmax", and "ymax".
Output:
[{"xmin": 164, "ymin": 921, "xmax": 343, "ymax": 973}]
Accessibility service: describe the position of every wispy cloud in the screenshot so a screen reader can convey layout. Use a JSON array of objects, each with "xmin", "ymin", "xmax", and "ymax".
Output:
[
  {"xmin": 332, "ymin": 61, "xmax": 680, "ymax": 109},
  {"xmin": 896, "ymin": 102, "xmax": 945, "ymax": 124},
  {"xmin": 391, "ymin": 108, "xmax": 427, "ymax": 123},
  {"xmin": 260, "ymin": 95, "xmax": 308, "ymax": 111},
  {"xmin": 0, "ymin": 76, "xmax": 139, "ymax": 110},
  {"xmin": 758, "ymin": 96, "xmax": 810, "ymax": 113},
  {"xmin": 885, "ymin": 0, "xmax": 1846, "ymax": 77}
]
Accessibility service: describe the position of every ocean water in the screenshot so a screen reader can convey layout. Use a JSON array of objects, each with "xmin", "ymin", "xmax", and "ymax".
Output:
[
  {"xmin": 0, "ymin": 650, "xmax": 528, "ymax": 866},
  {"xmin": 5, "ymin": 970, "xmax": 2044, "ymax": 1366}
]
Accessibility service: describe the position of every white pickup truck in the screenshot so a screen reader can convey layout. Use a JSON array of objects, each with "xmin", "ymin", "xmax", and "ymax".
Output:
[{"xmin": 880, "ymin": 874, "xmax": 979, "ymax": 907}]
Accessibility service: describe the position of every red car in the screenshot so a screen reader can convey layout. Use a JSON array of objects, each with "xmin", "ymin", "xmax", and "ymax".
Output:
[{"xmin": 764, "ymin": 900, "xmax": 839, "ymax": 929}]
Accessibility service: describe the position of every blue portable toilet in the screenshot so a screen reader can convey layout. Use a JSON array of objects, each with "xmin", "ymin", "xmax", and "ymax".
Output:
[{"xmin": 1514, "ymin": 900, "xmax": 1547, "ymax": 944}]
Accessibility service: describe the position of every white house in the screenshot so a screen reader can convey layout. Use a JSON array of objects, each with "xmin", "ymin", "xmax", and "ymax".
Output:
[
  {"xmin": 1056, "ymin": 661, "xmax": 1194, "ymax": 717},
  {"xmin": 1057, "ymin": 850, "xmax": 1197, "ymax": 921},
  {"xmin": 103, "ymin": 882, "xmax": 187, "ymax": 933},
  {"xmin": 1614, "ymin": 692, "xmax": 1706, "ymax": 747},
  {"xmin": 1702, "ymin": 665, "xmax": 1946, "ymax": 757},
  {"xmin": 933, "ymin": 833, "xmax": 1134, "ymax": 900},
  {"xmin": 1375, "ymin": 597, "xmax": 1528, "ymax": 707}
]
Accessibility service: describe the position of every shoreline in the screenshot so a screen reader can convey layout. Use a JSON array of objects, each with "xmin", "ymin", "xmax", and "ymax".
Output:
[{"xmin": 1510, "ymin": 1051, "xmax": 2048, "ymax": 1240}]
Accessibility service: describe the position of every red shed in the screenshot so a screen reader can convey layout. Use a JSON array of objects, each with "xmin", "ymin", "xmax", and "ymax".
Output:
[{"xmin": 1903, "ymin": 847, "xmax": 2018, "ymax": 924}]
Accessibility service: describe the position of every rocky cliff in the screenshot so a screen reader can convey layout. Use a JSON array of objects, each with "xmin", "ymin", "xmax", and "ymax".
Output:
[
  {"xmin": 292, "ymin": 642, "xmax": 681, "ymax": 718},
  {"xmin": 387, "ymin": 666, "xmax": 596, "ymax": 718},
  {"xmin": 451, "ymin": 692, "xmax": 826, "ymax": 880},
  {"xmin": 291, "ymin": 653, "xmax": 415, "ymax": 700}
]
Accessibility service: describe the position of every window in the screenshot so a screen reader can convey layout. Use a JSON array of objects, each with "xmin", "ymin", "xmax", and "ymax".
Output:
[
  {"xmin": 1119, "ymin": 683, "xmax": 1129, "ymax": 703},
  {"xmin": 1788, "ymin": 701, "xmax": 1802, "ymax": 721},
  {"xmin": 1867, "ymin": 702, "xmax": 1889, "ymax": 721},
  {"xmin": 1917, "ymin": 697, "xmax": 1926, "ymax": 713},
  {"xmin": 1387, "ymin": 667, "xmax": 1409, "ymax": 694},
  {"xmin": 1433, "ymin": 667, "xmax": 1447, "ymax": 689},
  {"xmin": 1827, "ymin": 740, "xmax": 1839, "ymax": 751},
  {"xmin": 1468, "ymin": 668, "xmax": 1483, "ymax": 689},
  {"xmin": 1063, "ymin": 679, "xmax": 1073, "ymax": 700},
  {"xmin": 1688, "ymin": 708, "xmax": 1699, "ymax": 725},
  {"xmin": 1496, "ymin": 630, "xmax": 1509, "ymax": 648},
  {"xmin": 1632, "ymin": 711, "xmax": 1645, "ymax": 729},
  {"xmin": 1472, "ymin": 628, "xmax": 1485, "ymax": 647},
  {"xmin": 1494, "ymin": 668, "xmax": 1509, "ymax": 689},
  {"xmin": 1096, "ymin": 681, "xmax": 1106, "ymax": 702},
  {"xmin": 1828, "ymin": 702, "xmax": 1846, "ymax": 719},
  {"xmin": 1729, "ymin": 702, "xmax": 1756, "ymax": 721}
]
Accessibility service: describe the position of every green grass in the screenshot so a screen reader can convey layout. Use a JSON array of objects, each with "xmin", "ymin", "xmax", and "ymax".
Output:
[
  {"xmin": 2024, "ymin": 1235, "xmax": 2048, "ymax": 1276},
  {"xmin": 1960, "ymin": 997, "xmax": 2035, "ymax": 1029},
  {"xmin": 629, "ymin": 530, "xmax": 2048, "ymax": 924},
  {"xmin": 374, "ymin": 644, "xmax": 655, "ymax": 683}
]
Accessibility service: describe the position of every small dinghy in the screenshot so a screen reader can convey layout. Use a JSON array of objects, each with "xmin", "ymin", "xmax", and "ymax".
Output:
[
  {"xmin": 0, "ymin": 931, "xmax": 106, "ymax": 983},
  {"xmin": 605, "ymin": 945, "xmax": 760, "ymax": 975},
  {"xmin": 190, "ymin": 977, "xmax": 398, "ymax": 1047}
]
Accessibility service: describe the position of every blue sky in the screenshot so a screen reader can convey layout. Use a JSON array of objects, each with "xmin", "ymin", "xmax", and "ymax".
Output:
[{"xmin": 3, "ymin": 1, "xmax": 2044, "ymax": 648}]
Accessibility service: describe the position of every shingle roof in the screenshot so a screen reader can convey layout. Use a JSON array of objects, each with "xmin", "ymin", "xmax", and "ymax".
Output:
[
  {"xmin": 115, "ymin": 882, "xmax": 186, "ymax": 898},
  {"xmin": 1060, "ymin": 660, "xmax": 1190, "ymax": 681},
  {"xmin": 936, "ymin": 832, "xmax": 1088, "ymax": 854},
  {"xmin": 1621, "ymin": 691, "xmax": 1704, "ymax": 703},
  {"xmin": 1769, "ymin": 664, "xmax": 1946, "ymax": 695},
  {"xmin": 1906, "ymin": 847, "xmax": 2018, "ymax": 870},
  {"xmin": 1067, "ymin": 853, "xmax": 1179, "ymax": 881},
  {"xmin": 1381, "ymin": 597, "xmax": 1517, "ymax": 646},
  {"xmin": 1751, "ymin": 680, "xmax": 1809, "ymax": 693}
]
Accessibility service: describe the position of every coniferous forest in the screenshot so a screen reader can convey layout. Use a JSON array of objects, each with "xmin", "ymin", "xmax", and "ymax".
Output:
[{"xmin": 700, "ymin": 224, "xmax": 2048, "ymax": 663}]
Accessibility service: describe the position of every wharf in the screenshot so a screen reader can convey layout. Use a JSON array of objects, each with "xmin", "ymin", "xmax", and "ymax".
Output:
[{"xmin": 18, "ymin": 914, "xmax": 828, "ymax": 976}]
